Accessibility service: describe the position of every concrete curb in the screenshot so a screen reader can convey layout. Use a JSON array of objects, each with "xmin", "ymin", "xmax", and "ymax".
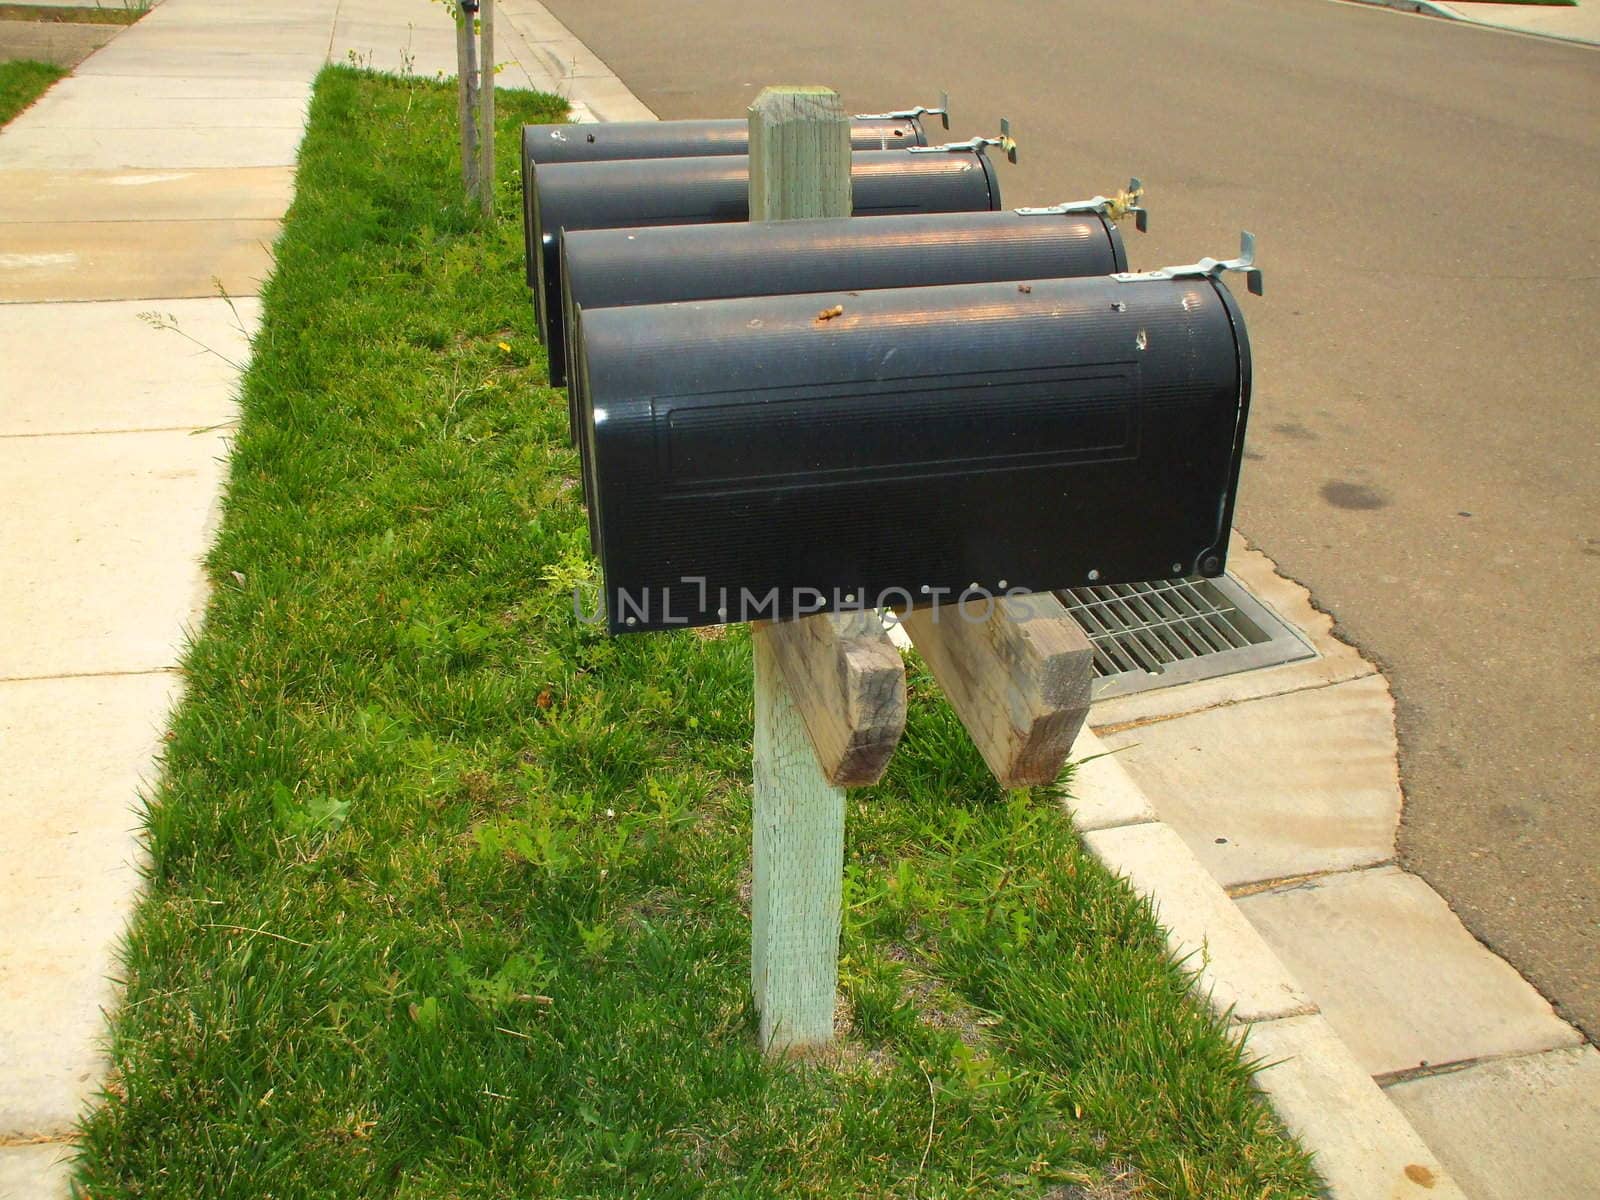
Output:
[
  {"xmin": 1066, "ymin": 733, "xmax": 1468, "ymax": 1198},
  {"xmin": 1343, "ymin": 0, "xmax": 1458, "ymax": 16},
  {"xmin": 496, "ymin": 0, "xmax": 657, "ymax": 122},
  {"xmin": 1342, "ymin": 0, "xmax": 1457, "ymax": 17},
  {"xmin": 1339, "ymin": 0, "xmax": 1600, "ymax": 48},
  {"xmin": 1081, "ymin": 528, "xmax": 1597, "ymax": 1197}
]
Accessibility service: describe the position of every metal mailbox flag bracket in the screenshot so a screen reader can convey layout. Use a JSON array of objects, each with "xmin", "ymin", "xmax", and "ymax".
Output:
[
  {"xmin": 854, "ymin": 90, "xmax": 951, "ymax": 129},
  {"xmin": 909, "ymin": 118, "xmax": 1017, "ymax": 163},
  {"xmin": 1114, "ymin": 230, "xmax": 1264, "ymax": 296},
  {"xmin": 1016, "ymin": 177, "xmax": 1149, "ymax": 232}
]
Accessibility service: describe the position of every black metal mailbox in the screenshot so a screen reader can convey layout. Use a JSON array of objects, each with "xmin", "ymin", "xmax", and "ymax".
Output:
[
  {"xmin": 575, "ymin": 267, "xmax": 1255, "ymax": 635},
  {"xmin": 520, "ymin": 116, "xmax": 931, "ymax": 287},
  {"xmin": 553, "ymin": 205, "xmax": 1132, "ymax": 394},
  {"xmin": 561, "ymin": 182, "xmax": 1149, "ymax": 541},
  {"xmin": 529, "ymin": 147, "xmax": 1004, "ymax": 350}
]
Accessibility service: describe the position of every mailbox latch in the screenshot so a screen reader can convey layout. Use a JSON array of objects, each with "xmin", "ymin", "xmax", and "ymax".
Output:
[
  {"xmin": 1016, "ymin": 178, "xmax": 1149, "ymax": 232},
  {"xmin": 1113, "ymin": 231, "xmax": 1264, "ymax": 296},
  {"xmin": 854, "ymin": 91, "xmax": 952, "ymax": 130},
  {"xmin": 909, "ymin": 119, "xmax": 1018, "ymax": 164}
]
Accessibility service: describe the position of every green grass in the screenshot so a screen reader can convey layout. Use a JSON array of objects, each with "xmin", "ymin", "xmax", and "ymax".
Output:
[
  {"xmin": 0, "ymin": 58, "xmax": 64, "ymax": 126},
  {"xmin": 74, "ymin": 66, "xmax": 1320, "ymax": 1199},
  {"xmin": 0, "ymin": 3, "xmax": 148, "ymax": 25}
]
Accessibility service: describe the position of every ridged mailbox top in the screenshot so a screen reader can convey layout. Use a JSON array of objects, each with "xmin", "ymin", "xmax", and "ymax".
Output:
[
  {"xmin": 550, "ymin": 207, "xmax": 1127, "ymax": 392},
  {"xmin": 529, "ymin": 148, "xmax": 1005, "ymax": 343}
]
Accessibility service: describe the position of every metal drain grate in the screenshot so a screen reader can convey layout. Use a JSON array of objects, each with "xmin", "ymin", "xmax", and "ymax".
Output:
[{"xmin": 1057, "ymin": 575, "xmax": 1313, "ymax": 699}]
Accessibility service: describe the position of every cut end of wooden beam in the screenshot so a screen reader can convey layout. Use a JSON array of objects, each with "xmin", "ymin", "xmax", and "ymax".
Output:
[
  {"xmin": 751, "ymin": 84, "xmax": 842, "ymax": 99},
  {"xmin": 753, "ymin": 612, "xmax": 907, "ymax": 788},
  {"xmin": 901, "ymin": 593, "xmax": 1094, "ymax": 789}
]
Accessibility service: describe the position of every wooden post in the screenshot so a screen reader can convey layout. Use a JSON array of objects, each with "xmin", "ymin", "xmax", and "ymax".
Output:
[
  {"xmin": 478, "ymin": 0, "xmax": 495, "ymax": 217},
  {"xmin": 748, "ymin": 86, "xmax": 852, "ymax": 222},
  {"xmin": 750, "ymin": 631, "xmax": 847, "ymax": 1051},
  {"xmin": 747, "ymin": 86, "xmax": 907, "ymax": 1056},
  {"xmin": 900, "ymin": 592, "xmax": 1095, "ymax": 789},
  {"xmin": 454, "ymin": 1, "xmax": 480, "ymax": 202}
]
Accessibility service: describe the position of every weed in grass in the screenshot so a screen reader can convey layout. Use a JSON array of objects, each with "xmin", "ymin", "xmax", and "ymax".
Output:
[{"xmin": 74, "ymin": 67, "xmax": 1319, "ymax": 1199}]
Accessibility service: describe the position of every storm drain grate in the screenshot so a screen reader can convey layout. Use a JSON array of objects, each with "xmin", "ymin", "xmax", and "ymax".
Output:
[{"xmin": 1056, "ymin": 575, "xmax": 1313, "ymax": 699}]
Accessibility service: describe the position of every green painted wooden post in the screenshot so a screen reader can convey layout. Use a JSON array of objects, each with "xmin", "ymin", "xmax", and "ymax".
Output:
[
  {"xmin": 740, "ymin": 86, "xmax": 1091, "ymax": 1053},
  {"xmin": 748, "ymin": 86, "xmax": 852, "ymax": 223},
  {"xmin": 750, "ymin": 631, "xmax": 848, "ymax": 1052},
  {"xmin": 747, "ymin": 85, "xmax": 855, "ymax": 1055}
]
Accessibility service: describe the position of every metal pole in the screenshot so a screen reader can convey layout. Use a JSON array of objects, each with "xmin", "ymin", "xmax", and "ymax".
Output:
[
  {"xmin": 456, "ymin": 0, "xmax": 481, "ymax": 203},
  {"xmin": 479, "ymin": 0, "xmax": 496, "ymax": 216}
]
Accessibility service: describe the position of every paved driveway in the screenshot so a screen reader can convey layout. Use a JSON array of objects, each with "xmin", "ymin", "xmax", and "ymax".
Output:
[{"xmin": 538, "ymin": 0, "xmax": 1600, "ymax": 1037}]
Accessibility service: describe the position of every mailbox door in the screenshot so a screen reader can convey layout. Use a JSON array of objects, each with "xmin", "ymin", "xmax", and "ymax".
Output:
[
  {"xmin": 519, "ymin": 117, "xmax": 927, "ymax": 286},
  {"xmin": 579, "ymin": 274, "xmax": 1251, "ymax": 634},
  {"xmin": 553, "ymin": 208, "xmax": 1127, "ymax": 391},
  {"xmin": 530, "ymin": 149, "xmax": 1002, "ymax": 347}
]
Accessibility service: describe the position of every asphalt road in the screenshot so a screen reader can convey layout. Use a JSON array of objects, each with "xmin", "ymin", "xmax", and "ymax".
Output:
[{"xmin": 540, "ymin": 0, "xmax": 1600, "ymax": 1037}]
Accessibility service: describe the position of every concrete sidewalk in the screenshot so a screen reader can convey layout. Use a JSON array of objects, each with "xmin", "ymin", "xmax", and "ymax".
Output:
[{"xmin": 0, "ymin": 2, "xmax": 642, "ymax": 1194}]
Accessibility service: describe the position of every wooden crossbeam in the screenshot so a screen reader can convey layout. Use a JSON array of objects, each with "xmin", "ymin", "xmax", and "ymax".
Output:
[
  {"xmin": 756, "ymin": 612, "xmax": 906, "ymax": 787},
  {"xmin": 900, "ymin": 592, "xmax": 1094, "ymax": 789}
]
